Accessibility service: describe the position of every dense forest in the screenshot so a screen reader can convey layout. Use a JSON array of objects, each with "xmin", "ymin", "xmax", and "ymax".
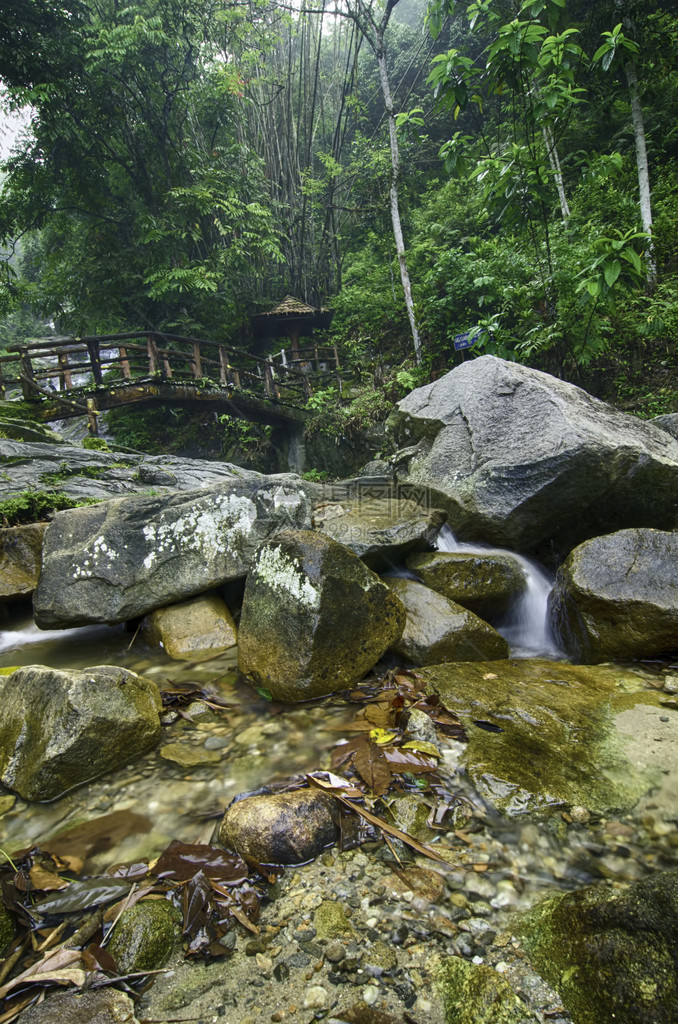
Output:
[{"xmin": 0, "ymin": 0, "xmax": 677, "ymax": 445}]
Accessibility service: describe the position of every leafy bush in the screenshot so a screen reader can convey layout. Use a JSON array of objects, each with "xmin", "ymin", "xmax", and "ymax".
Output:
[{"xmin": 0, "ymin": 491, "xmax": 100, "ymax": 527}]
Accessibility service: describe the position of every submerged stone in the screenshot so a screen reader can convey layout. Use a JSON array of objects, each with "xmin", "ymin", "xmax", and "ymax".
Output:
[
  {"xmin": 15, "ymin": 988, "xmax": 141, "ymax": 1023},
  {"xmin": 0, "ymin": 899, "xmax": 14, "ymax": 956},
  {"xmin": 549, "ymin": 528, "xmax": 678, "ymax": 662},
  {"xmin": 0, "ymin": 665, "xmax": 162, "ymax": 801},
  {"xmin": 238, "ymin": 530, "xmax": 405, "ymax": 701},
  {"xmin": 386, "ymin": 577, "xmax": 509, "ymax": 664},
  {"xmin": 107, "ymin": 899, "xmax": 181, "ymax": 975},
  {"xmin": 434, "ymin": 956, "xmax": 530, "ymax": 1024},
  {"xmin": 405, "ymin": 550, "xmax": 526, "ymax": 622},
  {"xmin": 219, "ymin": 788, "xmax": 340, "ymax": 866},
  {"xmin": 521, "ymin": 870, "xmax": 678, "ymax": 1024},
  {"xmin": 141, "ymin": 591, "xmax": 237, "ymax": 660},
  {"xmin": 421, "ymin": 660, "xmax": 672, "ymax": 818}
]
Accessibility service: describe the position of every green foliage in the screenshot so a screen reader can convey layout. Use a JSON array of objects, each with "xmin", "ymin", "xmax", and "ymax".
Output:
[
  {"xmin": 81, "ymin": 436, "xmax": 110, "ymax": 451},
  {"xmin": 0, "ymin": 489, "xmax": 99, "ymax": 527}
]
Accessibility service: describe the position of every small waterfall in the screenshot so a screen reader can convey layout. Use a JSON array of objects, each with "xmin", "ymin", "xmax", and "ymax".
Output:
[{"xmin": 435, "ymin": 525, "xmax": 563, "ymax": 659}]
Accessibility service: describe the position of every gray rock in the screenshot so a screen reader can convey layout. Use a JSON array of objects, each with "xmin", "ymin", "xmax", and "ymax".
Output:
[
  {"xmin": 313, "ymin": 497, "xmax": 445, "ymax": 567},
  {"xmin": 237, "ymin": 530, "xmax": 405, "ymax": 701},
  {"xmin": 386, "ymin": 577, "xmax": 509, "ymax": 664},
  {"xmin": 652, "ymin": 413, "xmax": 678, "ymax": 441},
  {"xmin": 405, "ymin": 550, "xmax": 526, "ymax": 622},
  {"xmin": 219, "ymin": 788, "xmax": 339, "ymax": 865},
  {"xmin": 388, "ymin": 355, "xmax": 678, "ymax": 553},
  {"xmin": 15, "ymin": 989, "xmax": 140, "ymax": 1024},
  {"xmin": 141, "ymin": 591, "xmax": 237, "ymax": 660},
  {"xmin": 33, "ymin": 479, "xmax": 313, "ymax": 627},
  {"xmin": 549, "ymin": 528, "xmax": 678, "ymax": 662},
  {"xmin": 0, "ymin": 664, "xmax": 161, "ymax": 801},
  {"xmin": 0, "ymin": 522, "xmax": 46, "ymax": 602}
]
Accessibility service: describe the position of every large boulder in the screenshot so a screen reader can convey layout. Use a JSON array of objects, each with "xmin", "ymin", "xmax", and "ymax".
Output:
[
  {"xmin": 521, "ymin": 870, "xmax": 678, "ymax": 1024},
  {"xmin": 405, "ymin": 550, "xmax": 527, "ymax": 622},
  {"xmin": 33, "ymin": 479, "xmax": 313, "ymax": 627},
  {"xmin": 0, "ymin": 665, "xmax": 161, "ymax": 801},
  {"xmin": 0, "ymin": 522, "xmax": 46, "ymax": 602},
  {"xmin": 312, "ymin": 496, "xmax": 445, "ymax": 567},
  {"xmin": 386, "ymin": 578, "xmax": 509, "ymax": 664},
  {"xmin": 238, "ymin": 530, "xmax": 406, "ymax": 701},
  {"xmin": 388, "ymin": 356, "xmax": 678, "ymax": 553},
  {"xmin": 549, "ymin": 528, "xmax": 678, "ymax": 662},
  {"xmin": 141, "ymin": 592, "xmax": 237, "ymax": 660},
  {"xmin": 420, "ymin": 659, "xmax": 673, "ymax": 818}
]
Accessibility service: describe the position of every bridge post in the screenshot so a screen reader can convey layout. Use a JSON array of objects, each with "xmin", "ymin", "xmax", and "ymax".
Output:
[
  {"xmin": 147, "ymin": 336, "xmax": 159, "ymax": 374},
  {"xmin": 86, "ymin": 340, "xmax": 103, "ymax": 385},
  {"xmin": 86, "ymin": 398, "xmax": 99, "ymax": 435},
  {"xmin": 263, "ymin": 361, "xmax": 274, "ymax": 398},
  {"xmin": 191, "ymin": 341, "xmax": 202, "ymax": 379},
  {"xmin": 119, "ymin": 346, "xmax": 131, "ymax": 380},
  {"xmin": 218, "ymin": 346, "xmax": 229, "ymax": 385},
  {"xmin": 19, "ymin": 348, "xmax": 38, "ymax": 400},
  {"xmin": 58, "ymin": 351, "xmax": 72, "ymax": 391}
]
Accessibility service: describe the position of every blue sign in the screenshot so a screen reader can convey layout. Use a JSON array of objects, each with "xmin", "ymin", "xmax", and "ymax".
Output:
[{"xmin": 453, "ymin": 327, "xmax": 487, "ymax": 351}]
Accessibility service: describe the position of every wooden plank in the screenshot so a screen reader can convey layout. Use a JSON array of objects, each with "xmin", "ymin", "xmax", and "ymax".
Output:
[{"xmin": 57, "ymin": 351, "xmax": 72, "ymax": 391}]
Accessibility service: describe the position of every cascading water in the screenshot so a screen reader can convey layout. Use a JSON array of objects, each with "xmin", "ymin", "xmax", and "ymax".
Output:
[{"xmin": 435, "ymin": 524, "xmax": 564, "ymax": 659}]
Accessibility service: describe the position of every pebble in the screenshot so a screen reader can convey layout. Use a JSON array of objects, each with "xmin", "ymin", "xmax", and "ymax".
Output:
[
  {"xmin": 362, "ymin": 984, "xmax": 380, "ymax": 1005},
  {"xmin": 303, "ymin": 986, "xmax": 329, "ymax": 1009}
]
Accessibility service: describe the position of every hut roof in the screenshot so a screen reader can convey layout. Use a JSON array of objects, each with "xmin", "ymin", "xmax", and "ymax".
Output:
[{"xmin": 250, "ymin": 295, "xmax": 333, "ymax": 339}]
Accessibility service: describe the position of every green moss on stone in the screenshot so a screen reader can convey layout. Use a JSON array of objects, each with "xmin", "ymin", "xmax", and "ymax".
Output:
[
  {"xmin": 313, "ymin": 900, "xmax": 354, "ymax": 940},
  {"xmin": 0, "ymin": 900, "xmax": 14, "ymax": 955},
  {"xmin": 434, "ymin": 956, "xmax": 529, "ymax": 1023},
  {"xmin": 107, "ymin": 898, "xmax": 181, "ymax": 974}
]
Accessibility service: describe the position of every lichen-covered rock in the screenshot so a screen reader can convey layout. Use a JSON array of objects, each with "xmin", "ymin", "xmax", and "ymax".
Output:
[
  {"xmin": 238, "ymin": 530, "xmax": 405, "ymax": 701},
  {"xmin": 388, "ymin": 355, "xmax": 678, "ymax": 553},
  {"xmin": 14, "ymin": 988, "xmax": 140, "ymax": 1023},
  {"xmin": 0, "ymin": 522, "xmax": 46, "ymax": 602},
  {"xmin": 421, "ymin": 660, "xmax": 671, "ymax": 818},
  {"xmin": 107, "ymin": 899, "xmax": 181, "ymax": 975},
  {"xmin": 521, "ymin": 870, "xmax": 678, "ymax": 1024},
  {"xmin": 219, "ymin": 788, "xmax": 339, "ymax": 865},
  {"xmin": 549, "ymin": 528, "xmax": 678, "ymax": 662},
  {"xmin": 386, "ymin": 577, "xmax": 509, "ymax": 664},
  {"xmin": 434, "ymin": 956, "xmax": 530, "ymax": 1024},
  {"xmin": 0, "ymin": 665, "xmax": 161, "ymax": 801},
  {"xmin": 406, "ymin": 550, "xmax": 526, "ymax": 622},
  {"xmin": 33, "ymin": 479, "xmax": 313, "ymax": 627},
  {"xmin": 141, "ymin": 591, "xmax": 237, "ymax": 659},
  {"xmin": 312, "ymin": 497, "xmax": 445, "ymax": 567}
]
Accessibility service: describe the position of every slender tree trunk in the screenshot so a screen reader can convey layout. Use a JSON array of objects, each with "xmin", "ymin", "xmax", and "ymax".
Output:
[
  {"xmin": 375, "ymin": 30, "xmax": 422, "ymax": 365},
  {"xmin": 625, "ymin": 58, "xmax": 657, "ymax": 290},
  {"xmin": 542, "ymin": 125, "xmax": 570, "ymax": 221}
]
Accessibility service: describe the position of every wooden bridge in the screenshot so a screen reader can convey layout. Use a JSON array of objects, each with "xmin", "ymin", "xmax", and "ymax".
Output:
[{"xmin": 0, "ymin": 331, "xmax": 341, "ymax": 433}]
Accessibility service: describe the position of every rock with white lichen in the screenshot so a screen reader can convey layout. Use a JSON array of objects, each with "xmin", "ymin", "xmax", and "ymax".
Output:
[
  {"xmin": 33, "ymin": 478, "xmax": 313, "ymax": 627},
  {"xmin": 238, "ymin": 530, "xmax": 406, "ymax": 701}
]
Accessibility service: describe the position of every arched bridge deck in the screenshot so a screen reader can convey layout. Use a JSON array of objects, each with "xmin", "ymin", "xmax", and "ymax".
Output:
[{"xmin": 0, "ymin": 331, "xmax": 340, "ymax": 431}]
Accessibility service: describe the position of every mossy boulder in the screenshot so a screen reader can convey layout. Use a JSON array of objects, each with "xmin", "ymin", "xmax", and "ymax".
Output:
[
  {"xmin": 219, "ymin": 788, "xmax": 340, "ymax": 866},
  {"xmin": 107, "ymin": 898, "xmax": 181, "ymax": 975},
  {"xmin": 0, "ymin": 665, "xmax": 162, "ymax": 801},
  {"xmin": 0, "ymin": 899, "xmax": 14, "ymax": 955},
  {"xmin": 386, "ymin": 577, "xmax": 509, "ymax": 664},
  {"xmin": 434, "ymin": 956, "xmax": 530, "ymax": 1024},
  {"xmin": 549, "ymin": 528, "xmax": 678, "ymax": 662},
  {"xmin": 421, "ymin": 660, "xmax": 671, "ymax": 817},
  {"xmin": 141, "ymin": 591, "xmax": 237, "ymax": 660},
  {"xmin": 238, "ymin": 530, "xmax": 405, "ymax": 701},
  {"xmin": 521, "ymin": 870, "xmax": 678, "ymax": 1024},
  {"xmin": 405, "ymin": 550, "xmax": 526, "ymax": 622},
  {"xmin": 0, "ymin": 522, "xmax": 46, "ymax": 602}
]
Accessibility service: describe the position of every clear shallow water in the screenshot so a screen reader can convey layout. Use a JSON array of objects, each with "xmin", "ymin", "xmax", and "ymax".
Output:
[{"xmin": 435, "ymin": 524, "xmax": 564, "ymax": 659}]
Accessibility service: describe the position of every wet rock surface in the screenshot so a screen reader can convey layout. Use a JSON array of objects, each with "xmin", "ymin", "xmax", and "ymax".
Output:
[
  {"xmin": 219, "ymin": 788, "xmax": 340, "ymax": 865},
  {"xmin": 107, "ymin": 899, "xmax": 182, "ymax": 975},
  {"xmin": 405, "ymin": 549, "xmax": 527, "ymax": 622},
  {"xmin": 386, "ymin": 577, "xmax": 510, "ymax": 664},
  {"xmin": 237, "ymin": 530, "xmax": 405, "ymax": 701},
  {"xmin": 388, "ymin": 355, "xmax": 678, "ymax": 552},
  {"xmin": 0, "ymin": 523, "xmax": 46, "ymax": 602},
  {"xmin": 33, "ymin": 479, "xmax": 313, "ymax": 627},
  {"xmin": 140, "ymin": 591, "xmax": 237, "ymax": 660},
  {"xmin": 312, "ymin": 496, "xmax": 445, "ymax": 567},
  {"xmin": 549, "ymin": 527, "xmax": 678, "ymax": 662},
  {"xmin": 0, "ymin": 664, "xmax": 162, "ymax": 801},
  {"xmin": 16, "ymin": 989, "xmax": 141, "ymax": 1023}
]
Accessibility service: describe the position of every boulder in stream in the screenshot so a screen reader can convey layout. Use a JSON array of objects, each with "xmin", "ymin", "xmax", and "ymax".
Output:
[
  {"xmin": 0, "ymin": 665, "xmax": 162, "ymax": 801},
  {"xmin": 405, "ymin": 549, "xmax": 527, "ymax": 622},
  {"xmin": 388, "ymin": 355, "xmax": 678, "ymax": 553},
  {"xmin": 107, "ymin": 899, "xmax": 181, "ymax": 975},
  {"xmin": 0, "ymin": 522, "xmax": 46, "ymax": 603},
  {"xmin": 549, "ymin": 528, "xmax": 678, "ymax": 662},
  {"xmin": 421, "ymin": 659, "xmax": 676, "ymax": 818},
  {"xmin": 15, "ymin": 989, "xmax": 141, "ymax": 1024},
  {"xmin": 312, "ymin": 496, "xmax": 445, "ymax": 567},
  {"xmin": 141, "ymin": 591, "xmax": 237, "ymax": 659},
  {"xmin": 237, "ymin": 529, "xmax": 406, "ymax": 701},
  {"xmin": 219, "ymin": 788, "xmax": 340, "ymax": 865},
  {"xmin": 33, "ymin": 478, "xmax": 313, "ymax": 627},
  {"xmin": 386, "ymin": 577, "xmax": 509, "ymax": 664},
  {"xmin": 520, "ymin": 869, "xmax": 678, "ymax": 1024}
]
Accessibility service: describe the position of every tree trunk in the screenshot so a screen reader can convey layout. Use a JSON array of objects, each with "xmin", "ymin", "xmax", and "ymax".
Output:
[
  {"xmin": 375, "ymin": 34, "xmax": 422, "ymax": 365},
  {"xmin": 542, "ymin": 125, "xmax": 570, "ymax": 221},
  {"xmin": 625, "ymin": 58, "xmax": 657, "ymax": 290}
]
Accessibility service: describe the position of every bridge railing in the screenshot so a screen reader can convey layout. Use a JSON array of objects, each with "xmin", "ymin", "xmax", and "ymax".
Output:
[{"xmin": 1, "ymin": 332, "xmax": 318, "ymax": 405}]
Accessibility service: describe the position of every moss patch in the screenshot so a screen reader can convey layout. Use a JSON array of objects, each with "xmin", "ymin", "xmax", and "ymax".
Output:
[{"xmin": 434, "ymin": 956, "xmax": 530, "ymax": 1023}]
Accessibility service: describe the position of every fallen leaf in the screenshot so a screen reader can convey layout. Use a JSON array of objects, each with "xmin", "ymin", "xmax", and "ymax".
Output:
[
  {"xmin": 368, "ymin": 728, "xmax": 397, "ymax": 745},
  {"xmin": 28, "ymin": 866, "xmax": 69, "ymax": 892},
  {"xmin": 353, "ymin": 741, "xmax": 393, "ymax": 797},
  {"xmin": 31, "ymin": 878, "xmax": 133, "ymax": 916},
  {"xmin": 401, "ymin": 740, "xmax": 440, "ymax": 758}
]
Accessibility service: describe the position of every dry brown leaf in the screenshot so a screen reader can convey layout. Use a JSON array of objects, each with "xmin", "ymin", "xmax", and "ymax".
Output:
[
  {"xmin": 28, "ymin": 866, "xmax": 69, "ymax": 892},
  {"xmin": 353, "ymin": 742, "xmax": 392, "ymax": 797}
]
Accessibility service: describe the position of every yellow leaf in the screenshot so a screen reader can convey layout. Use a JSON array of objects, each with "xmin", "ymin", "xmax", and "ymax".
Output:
[
  {"xmin": 482, "ymin": 673, "xmax": 498, "ymax": 680},
  {"xmin": 401, "ymin": 741, "xmax": 440, "ymax": 758},
  {"xmin": 369, "ymin": 728, "xmax": 396, "ymax": 745}
]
